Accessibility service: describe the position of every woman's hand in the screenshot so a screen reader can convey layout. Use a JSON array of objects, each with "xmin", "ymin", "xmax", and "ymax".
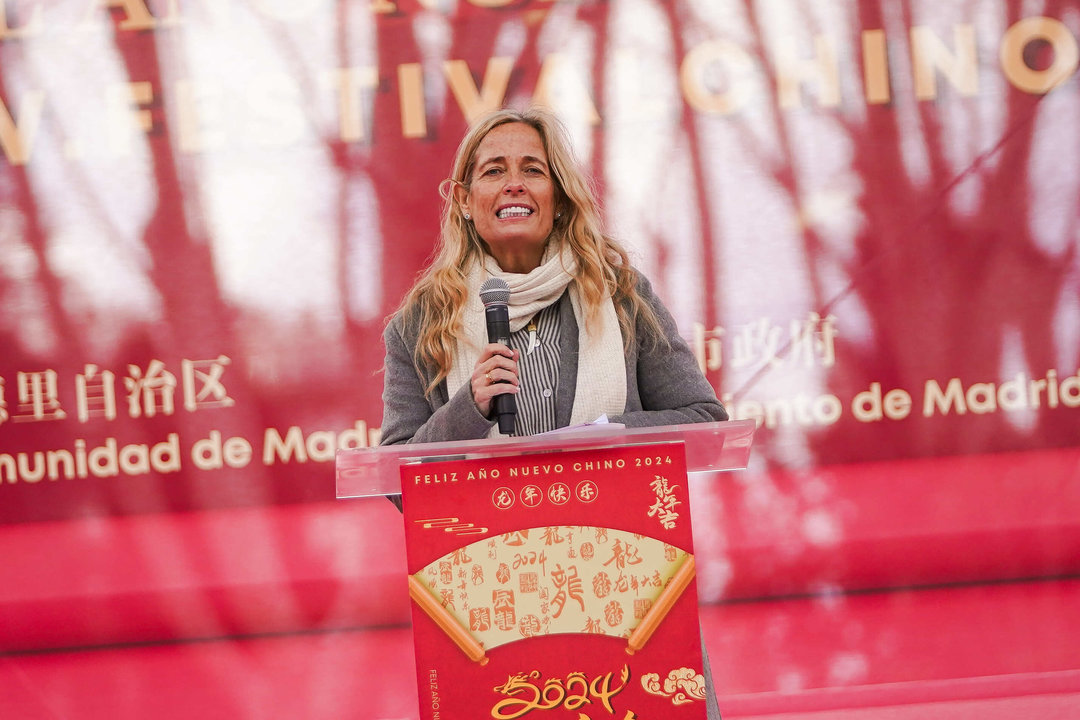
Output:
[{"xmin": 471, "ymin": 343, "xmax": 520, "ymax": 418}]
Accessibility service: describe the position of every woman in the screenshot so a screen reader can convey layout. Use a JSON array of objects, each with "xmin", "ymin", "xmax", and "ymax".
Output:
[
  {"xmin": 380, "ymin": 107, "xmax": 726, "ymax": 719},
  {"xmin": 380, "ymin": 106, "xmax": 726, "ymax": 446}
]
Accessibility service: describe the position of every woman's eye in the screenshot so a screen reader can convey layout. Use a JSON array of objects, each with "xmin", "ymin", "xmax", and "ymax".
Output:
[{"xmin": 484, "ymin": 167, "xmax": 503, "ymax": 176}]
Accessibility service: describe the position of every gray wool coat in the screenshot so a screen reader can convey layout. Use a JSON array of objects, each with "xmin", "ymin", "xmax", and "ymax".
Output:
[{"xmin": 379, "ymin": 273, "xmax": 727, "ymax": 447}]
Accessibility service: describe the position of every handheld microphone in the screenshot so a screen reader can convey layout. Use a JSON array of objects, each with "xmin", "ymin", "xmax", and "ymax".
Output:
[{"xmin": 478, "ymin": 278, "xmax": 517, "ymax": 435}]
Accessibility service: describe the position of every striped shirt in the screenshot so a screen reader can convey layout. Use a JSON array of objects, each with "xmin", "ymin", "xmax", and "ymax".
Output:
[{"xmin": 507, "ymin": 298, "xmax": 563, "ymax": 436}]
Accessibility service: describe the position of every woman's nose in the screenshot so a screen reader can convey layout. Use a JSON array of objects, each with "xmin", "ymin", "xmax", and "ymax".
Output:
[{"xmin": 503, "ymin": 172, "xmax": 525, "ymax": 192}]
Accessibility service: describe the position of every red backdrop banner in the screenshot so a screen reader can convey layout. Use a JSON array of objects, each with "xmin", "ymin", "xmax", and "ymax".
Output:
[{"xmin": 1, "ymin": 0, "xmax": 1078, "ymax": 530}]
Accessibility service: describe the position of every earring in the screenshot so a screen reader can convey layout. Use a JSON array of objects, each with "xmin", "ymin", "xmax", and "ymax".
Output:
[
  {"xmin": 464, "ymin": 212, "xmax": 471, "ymax": 220},
  {"xmin": 556, "ymin": 211, "xmax": 562, "ymax": 218}
]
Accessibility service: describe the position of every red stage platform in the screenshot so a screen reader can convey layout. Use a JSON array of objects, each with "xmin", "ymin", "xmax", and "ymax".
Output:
[
  {"xmin": 1, "ymin": 448, "xmax": 1077, "ymax": 718},
  {"xmin": 1, "ymin": 579, "xmax": 1076, "ymax": 719}
]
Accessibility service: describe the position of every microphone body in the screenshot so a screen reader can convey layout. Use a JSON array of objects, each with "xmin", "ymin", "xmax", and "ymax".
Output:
[{"xmin": 479, "ymin": 278, "xmax": 517, "ymax": 435}]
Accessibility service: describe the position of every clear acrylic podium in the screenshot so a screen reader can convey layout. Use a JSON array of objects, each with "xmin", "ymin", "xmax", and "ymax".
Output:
[
  {"xmin": 336, "ymin": 418, "xmax": 756, "ymax": 499},
  {"xmin": 335, "ymin": 419, "xmax": 755, "ymax": 719}
]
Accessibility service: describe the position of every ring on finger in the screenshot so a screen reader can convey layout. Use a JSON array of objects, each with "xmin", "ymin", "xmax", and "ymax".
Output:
[{"xmin": 485, "ymin": 372, "xmax": 491, "ymax": 384}]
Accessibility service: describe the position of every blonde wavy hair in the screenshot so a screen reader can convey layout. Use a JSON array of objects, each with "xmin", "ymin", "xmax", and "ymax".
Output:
[{"xmin": 398, "ymin": 106, "xmax": 666, "ymax": 396}]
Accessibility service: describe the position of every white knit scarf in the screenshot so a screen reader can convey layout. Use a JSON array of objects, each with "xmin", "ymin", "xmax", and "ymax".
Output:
[{"xmin": 447, "ymin": 243, "xmax": 627, "ymax": 435}]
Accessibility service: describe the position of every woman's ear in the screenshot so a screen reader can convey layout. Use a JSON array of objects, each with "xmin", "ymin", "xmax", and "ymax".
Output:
[{"xmin": 452, "ymin": 181, "xmax": 469, "ymax": 217}]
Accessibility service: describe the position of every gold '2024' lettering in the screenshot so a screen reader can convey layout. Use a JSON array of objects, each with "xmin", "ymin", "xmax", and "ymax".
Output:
[{"xmin": 491, "ymin": 666, "xmax": 630, "ymax": 719}]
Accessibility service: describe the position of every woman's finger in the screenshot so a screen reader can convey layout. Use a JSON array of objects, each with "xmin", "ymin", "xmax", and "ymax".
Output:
[{"xmin": 471, "ymin": 352, "xmax": 520, "ymax": 418}]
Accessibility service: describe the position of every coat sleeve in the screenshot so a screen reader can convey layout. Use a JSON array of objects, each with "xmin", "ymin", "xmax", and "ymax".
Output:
[
  {"xmin": 379, "ymin": 314, "xmax": 496, "ymax": 446},
  {"xmin": 609, "ymin": 274, "xmax": 728, "ymax": 428}
]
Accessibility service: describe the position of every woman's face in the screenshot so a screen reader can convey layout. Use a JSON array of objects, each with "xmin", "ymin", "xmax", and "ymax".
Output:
[{"xmin": 459, "ymin": 122, "xmax": 557, "ymax": 273}]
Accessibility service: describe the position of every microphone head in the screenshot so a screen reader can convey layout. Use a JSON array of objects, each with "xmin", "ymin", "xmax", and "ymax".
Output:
[{"xmin": 479, "ymin": 277, "xmax": 510, "ymax": 307}]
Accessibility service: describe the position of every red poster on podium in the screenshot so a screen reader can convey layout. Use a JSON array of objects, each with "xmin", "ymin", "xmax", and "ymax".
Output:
[{"xmin": 400, "ymin": 440, "xmax": 708, "ymax": 719}]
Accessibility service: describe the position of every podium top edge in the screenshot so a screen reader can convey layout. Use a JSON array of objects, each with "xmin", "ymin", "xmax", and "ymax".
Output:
[{"xmin": 335, "ymin": 419, "xmax": 756, "ymax": 499}]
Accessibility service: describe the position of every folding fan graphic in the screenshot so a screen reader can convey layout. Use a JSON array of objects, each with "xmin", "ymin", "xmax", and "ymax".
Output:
[{"xmin": 407, "ymin": 525, "xmax": 695, "ymax": 665}]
